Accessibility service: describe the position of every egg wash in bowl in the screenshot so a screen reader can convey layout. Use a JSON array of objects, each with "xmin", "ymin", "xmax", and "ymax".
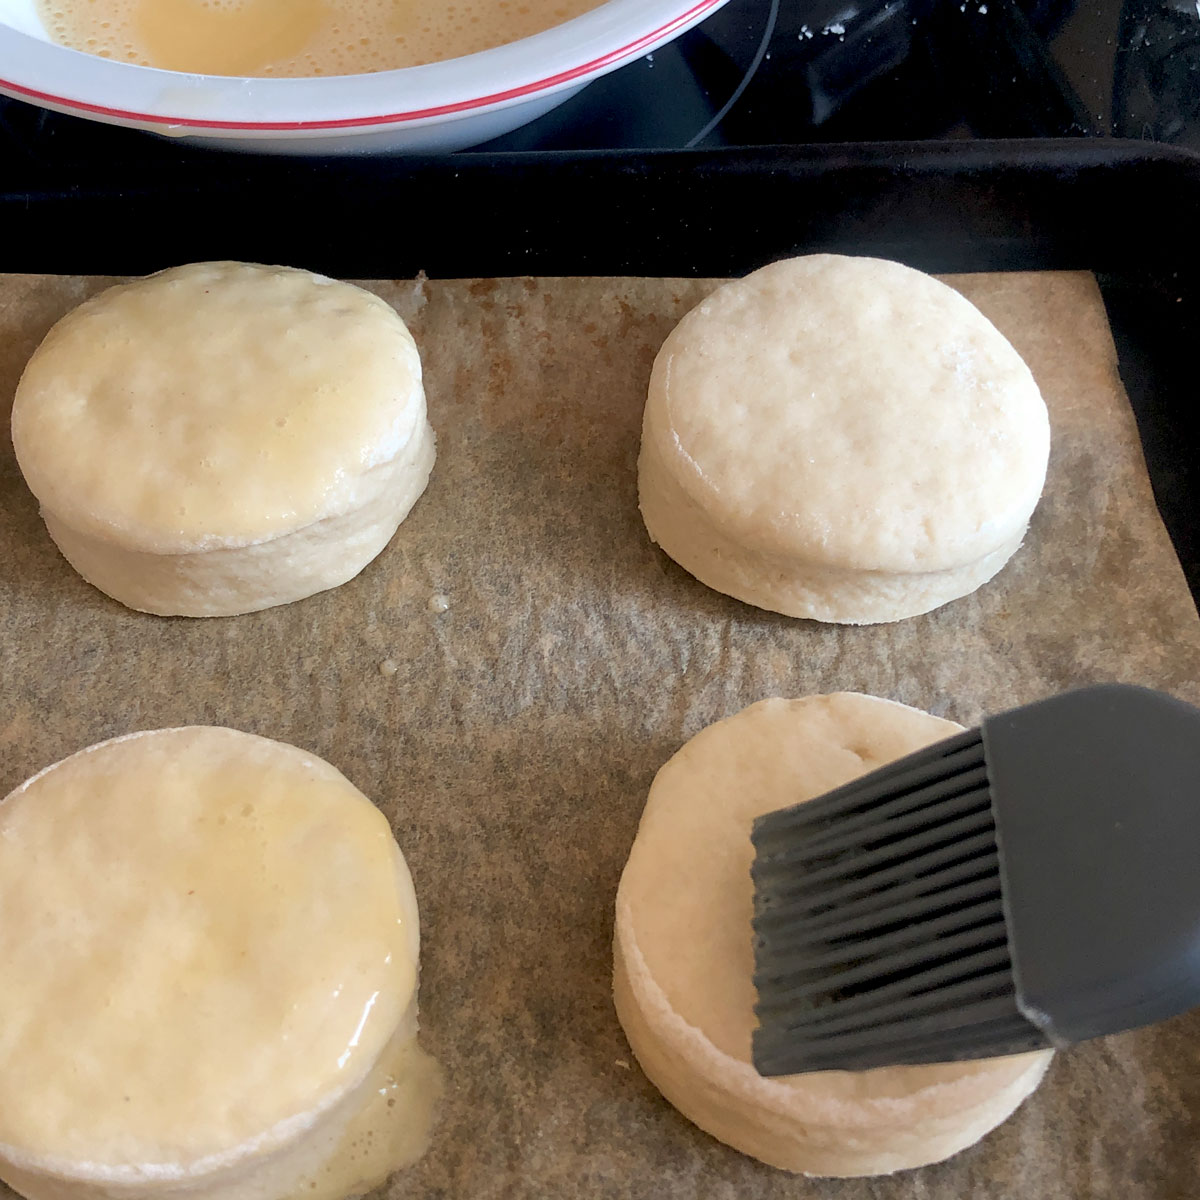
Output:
[{"xmin": 33, "ymin": 0, "xmax": 604, "ymax": 75}]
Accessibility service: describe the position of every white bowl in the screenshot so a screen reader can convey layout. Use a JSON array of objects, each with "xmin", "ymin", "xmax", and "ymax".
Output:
[{"xmin": 0, "ymin": 0, "xmax": 728, "ymax": 153}]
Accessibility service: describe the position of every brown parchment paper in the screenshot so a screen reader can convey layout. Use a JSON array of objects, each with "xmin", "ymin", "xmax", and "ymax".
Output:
[{"xmin": 1, "ymin": 270, "xmax": 1199, "ymax": 1200}]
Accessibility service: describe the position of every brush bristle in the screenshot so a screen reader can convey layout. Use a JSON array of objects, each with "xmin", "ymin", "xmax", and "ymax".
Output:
[{"xmin": 751, "ymin": 728, "xmax": 1050, "ymax": 1075}]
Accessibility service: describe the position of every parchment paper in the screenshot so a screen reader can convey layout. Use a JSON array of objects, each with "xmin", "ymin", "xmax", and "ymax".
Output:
[{"xmin": 1, "ymin": 270, "xmax": 1199, "ymax": 1200}]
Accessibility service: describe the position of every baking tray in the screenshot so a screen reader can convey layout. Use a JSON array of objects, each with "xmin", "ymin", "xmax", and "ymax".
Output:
[
  {"xmin": 1, "ymin": 137, "xmax": 1199, "ymax": 1197},
  {"xmin": 2, "ymin": 136, "xmax": 1196, "ymax": 605}
]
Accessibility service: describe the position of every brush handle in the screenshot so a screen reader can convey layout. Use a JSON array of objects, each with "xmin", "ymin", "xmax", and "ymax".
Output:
[{"xmin": 987, "ymin": 684, "xmax": 1200, "ymax": 1045}]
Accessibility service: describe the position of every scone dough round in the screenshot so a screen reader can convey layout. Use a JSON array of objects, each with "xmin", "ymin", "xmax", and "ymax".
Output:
[
  {"xmin": 638, "ymin": 255, "xmax": 1050, "ymax": 623},
  {"xmin": 0, "ymin": 727, "xmax": 433, "ymax": 1200},
  {"xmin": 613, "ymin": 694, "xmax": 1052, "ymax": 1177},
  {"xmin": 11, "ymin": 261, "xmax": 435, "ymax": 616}
]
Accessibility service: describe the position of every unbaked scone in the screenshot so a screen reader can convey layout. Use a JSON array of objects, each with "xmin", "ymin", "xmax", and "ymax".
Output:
[
  {"xmin": 638, "ymin": 255, "xmax": 1050, "ymax": 623},
  {"xmin": 11, "ymin": 261, "xmax": 435, "ymax": 617},
  {"xmin": 613, "ymin": 694, "xmax": 1052, "ymax": 1177},
  {"xmin": 0, "ymin": 727, "xmax": 440, "ymax": 1200}
]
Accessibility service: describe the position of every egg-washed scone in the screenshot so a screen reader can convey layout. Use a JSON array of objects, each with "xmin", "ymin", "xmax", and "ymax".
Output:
[
  {"xmin": 0, "ymin": 727, "xmax": 440, "ymax": 1200},
  {"xmin": 613, "ymin": 694, "xmax": 1052, "ymax": 1177},
  {"xmin": 11, "ymin": 261, "xmax": 435, "ymax": 617},
  {"xmin": 637, "ymin": 255, "xmax": 1050, "ymax": 624}
]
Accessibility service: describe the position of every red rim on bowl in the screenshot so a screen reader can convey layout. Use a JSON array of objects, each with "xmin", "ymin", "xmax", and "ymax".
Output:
[{"xmin": 0, "ymin": 0, "xmax": 724, "ymax": 130}]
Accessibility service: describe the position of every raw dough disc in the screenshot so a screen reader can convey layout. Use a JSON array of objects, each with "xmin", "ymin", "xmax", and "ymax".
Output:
[
  {"xmin": 637, "ymin": 255, "xmax": 1050, "ymax": 623},
  {"xmin": 11, "ymin": 261, "xmax": 435, "ymax": 617},
  {"xmin": 0, "ymin": 726, "xmax": 439, "ymax": 1200},
  {"xmin": 614, "ymin": 693, "xmax": 1052, "ymax": 1177}
]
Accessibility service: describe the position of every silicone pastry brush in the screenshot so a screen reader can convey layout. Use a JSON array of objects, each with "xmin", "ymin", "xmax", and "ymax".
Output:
[{"xmin": 750, "ymin": 684, "xmax": 1200, "ymax": 1077}]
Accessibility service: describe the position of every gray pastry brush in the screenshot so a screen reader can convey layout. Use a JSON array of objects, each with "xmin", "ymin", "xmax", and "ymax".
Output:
[{"xmin": 750, "ymin": 684, "xmax": 1200, "ymax": 1076}]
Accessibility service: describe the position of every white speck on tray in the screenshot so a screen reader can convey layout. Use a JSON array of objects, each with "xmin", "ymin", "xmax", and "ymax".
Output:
[
  {"xmin": 429, "ymin": 593, "xmax": 450, "ymax": 614},
  {"xmin": 411, "ymin": 270, "xmax": 429, "ymax": 310},
  {"xmin": 379, "ymin": 658, "xmax": 399, "ymax": 677}
]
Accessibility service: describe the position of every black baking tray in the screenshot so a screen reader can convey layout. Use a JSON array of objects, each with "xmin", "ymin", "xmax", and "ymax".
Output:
[{"xmin": 2, "ymin": 137, "xmax": 1197, "ymax": 605}]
